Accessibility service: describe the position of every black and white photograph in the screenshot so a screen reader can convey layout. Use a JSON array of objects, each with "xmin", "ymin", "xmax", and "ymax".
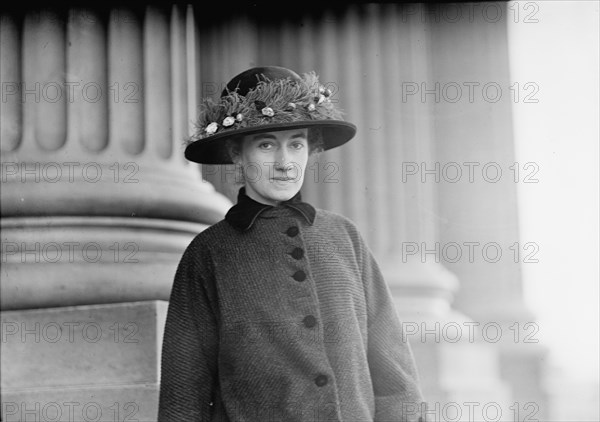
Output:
[{"xmin": 1, "ymin": 1, "xmax": 598, "ymax": 421}]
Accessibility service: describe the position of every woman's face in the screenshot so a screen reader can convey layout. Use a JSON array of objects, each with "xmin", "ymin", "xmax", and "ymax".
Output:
[{"xmin": 235, "ymin": 128, "xmax": 309, "ymax": 206}]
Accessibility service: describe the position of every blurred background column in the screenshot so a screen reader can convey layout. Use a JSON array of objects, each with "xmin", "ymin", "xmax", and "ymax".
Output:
[
  {"xmin": 428, "ymin": 2, "xmax": 548, "ymax": 419},
  {"xmin": 1, "ymin": 4, "xmax": 230, "ymax": 420}
]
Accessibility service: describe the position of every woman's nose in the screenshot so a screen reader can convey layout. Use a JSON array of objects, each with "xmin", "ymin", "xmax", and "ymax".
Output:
[{"xmin": 275, "ymin": 149, "xmax": 293, "ymax": 170}]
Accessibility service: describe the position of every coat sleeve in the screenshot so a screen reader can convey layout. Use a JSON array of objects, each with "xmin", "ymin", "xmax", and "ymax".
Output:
[
  {"xmin": 158, "ymin": 240, "xmax": 219, "ymax": 421},
  {"xmin": 356, "ymin": 233, "xmax": 427, "ymax": 422}
]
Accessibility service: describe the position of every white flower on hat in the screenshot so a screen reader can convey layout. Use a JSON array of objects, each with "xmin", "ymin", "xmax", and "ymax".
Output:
[
  {"xmin": 307, "ymin": 103, "xmax": 316, "ymax": 112},
  {"xmin": 319, "ymin": 85, "xmax": 332, "ymax": 97},
  {"xmin": 317, "ymin": 94, "xmax": 326, "ymax": 104},
  {"xmin": 236, "ymin": 113, "xmax": 244, "ymax": 122},
  {"xmin": 223, "ymin": 116, "xmax": 235, "ymax": 127},
  {"xmin": 262, "ymin": 107, "xmax": 275, "ymax": 117},
  {"xmin": 205, "ymin": 122, "xmax": 218, "ymax": 134}
]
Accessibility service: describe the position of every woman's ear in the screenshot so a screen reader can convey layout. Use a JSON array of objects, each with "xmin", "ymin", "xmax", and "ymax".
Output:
[
  {"xmin": 231, "ymin": 151, "xmax": 241, "ymax": 165},
  {"xmin": 226, "ymin": 138, "xmax": 242, "ymax": 164}
]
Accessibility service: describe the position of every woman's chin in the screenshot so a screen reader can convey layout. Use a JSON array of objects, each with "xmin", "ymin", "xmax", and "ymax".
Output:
[{"xmin": 267, "ymin": 187, "xmax": 301, "ymax": 203}]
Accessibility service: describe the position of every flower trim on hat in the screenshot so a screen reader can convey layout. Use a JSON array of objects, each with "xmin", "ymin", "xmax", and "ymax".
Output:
[{"xmin": 191, "ymin": 72, "xmax": 342, "ymax": 143}]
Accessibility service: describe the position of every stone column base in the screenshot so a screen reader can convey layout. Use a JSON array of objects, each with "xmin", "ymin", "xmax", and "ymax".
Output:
[{"xmin": 1, "ymin": 217, "xmax": 205, "ymax": 310}]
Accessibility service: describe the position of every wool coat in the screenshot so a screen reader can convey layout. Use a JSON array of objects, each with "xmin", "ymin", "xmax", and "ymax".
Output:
[{"xmin": 158, "ymin": 188, "xmax": 426, "ymax": 422}]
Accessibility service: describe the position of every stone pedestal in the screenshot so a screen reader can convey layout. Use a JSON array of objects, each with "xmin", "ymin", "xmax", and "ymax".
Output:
[{"xmin": 1, "ymin": 301, "xmax": 167, "ymax": 421}]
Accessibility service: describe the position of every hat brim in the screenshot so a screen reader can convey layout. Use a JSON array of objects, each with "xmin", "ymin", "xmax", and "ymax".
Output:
[{"xmin": 184, "ymin": 120, "xmax": 357, "ymax": 164}]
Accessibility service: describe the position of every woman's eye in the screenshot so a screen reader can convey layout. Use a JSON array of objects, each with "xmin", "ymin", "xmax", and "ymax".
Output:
[
  {"xmin": 259, "ymin": 142, "xmax": 273, "ymax": 150},
  {"xmin": 291, "ymin": 142, "xmax": 305, "ymax": 150}
]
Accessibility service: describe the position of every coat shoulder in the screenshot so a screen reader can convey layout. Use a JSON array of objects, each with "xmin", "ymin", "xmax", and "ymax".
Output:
[
  {"xmin": 314, "ymin": 208, "xmax": 363, "ymax": 239},
  {"xmin": 185, "ymin": 219, "xmax": 235, "ymax": 250}
]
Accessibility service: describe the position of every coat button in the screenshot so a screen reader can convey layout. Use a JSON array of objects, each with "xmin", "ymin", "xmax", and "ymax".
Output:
[
  {"xmin": 290, "ymin": 247, "xmax": 304, "ymax": 260},
  {"xmin": 303, "ymin": 315, "xmax": 317, "ymax": 328},
  {"xmin": 286, "ymin": 226, "xmax": 299, "ymax": 237},
  {"xmin": 314, "ymin": 374, "xmax": 328, "ymax": 387},
  {"xmin": 292, "ymin": 270, "xmax": 306, "ymax": 282}
]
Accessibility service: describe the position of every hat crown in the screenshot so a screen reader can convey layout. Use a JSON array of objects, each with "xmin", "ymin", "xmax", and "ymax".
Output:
[{"xmin": 222, "ymin": 66, "xmax": 302, "ymax": 97}]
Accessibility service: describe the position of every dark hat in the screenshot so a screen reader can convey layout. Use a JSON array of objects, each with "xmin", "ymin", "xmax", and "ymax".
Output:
[{"xmin": 184, "ymin": 66, "xmax": 356, "ymax": 164}]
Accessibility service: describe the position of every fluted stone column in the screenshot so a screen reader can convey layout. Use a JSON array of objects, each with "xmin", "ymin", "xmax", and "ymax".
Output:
[
  {"xmin": 1, "ymin": 5, "xmax": 230, "ymax": 309},
  {"xmin": 1, "ymin": 5, "xmax": 230, "ymax": 420}
]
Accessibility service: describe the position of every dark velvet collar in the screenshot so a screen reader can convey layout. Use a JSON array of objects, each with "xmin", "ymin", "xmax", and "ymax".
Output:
[{"xmin": 225, "ymin": 187, "xmax": 316, "ymax": 231}]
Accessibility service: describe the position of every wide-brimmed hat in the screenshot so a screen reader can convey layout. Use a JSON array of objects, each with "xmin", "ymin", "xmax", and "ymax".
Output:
[{"xmin": 184, "ymin": 66, "xmax": 356, "ymax": 164}]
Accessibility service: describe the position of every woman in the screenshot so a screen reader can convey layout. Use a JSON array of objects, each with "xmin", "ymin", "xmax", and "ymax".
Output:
[{"xmin": 158, "ymin": 66, "xmax": 426, "ymax": 422}]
